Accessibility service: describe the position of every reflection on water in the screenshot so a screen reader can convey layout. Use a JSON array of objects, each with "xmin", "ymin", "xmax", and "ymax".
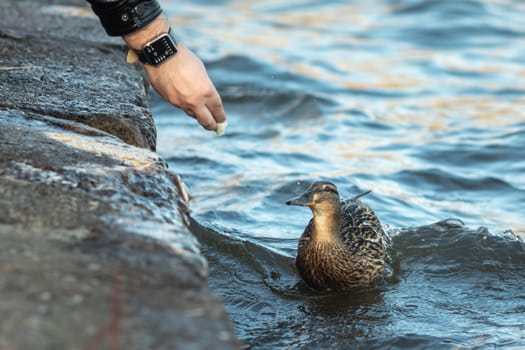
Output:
[{"xmin": 155, "ymin": 0, "xmax": 525, "ymax": 348}]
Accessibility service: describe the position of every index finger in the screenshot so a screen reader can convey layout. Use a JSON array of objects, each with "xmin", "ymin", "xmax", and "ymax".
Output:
[{"xmin": 206, "ymin": 92, "xmax": 227, "ymax": 124}]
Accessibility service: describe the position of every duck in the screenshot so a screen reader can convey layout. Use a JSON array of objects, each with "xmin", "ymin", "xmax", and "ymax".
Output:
[{"xmin": 286, "ymin": 181, "xmax": 390, "ymax": 292}]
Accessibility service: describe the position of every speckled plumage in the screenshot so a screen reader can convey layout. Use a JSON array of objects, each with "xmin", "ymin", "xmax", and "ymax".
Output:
[{"xmin": 287, "ymin": 181, "xmax": 390, "ymax": 291}]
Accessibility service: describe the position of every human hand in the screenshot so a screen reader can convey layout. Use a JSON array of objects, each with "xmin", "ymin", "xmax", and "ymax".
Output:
[
  {"xmin": 123, "ymin": 15, "xmax": 226, "ymax": 133},
  {"xmin": 142, "ymin": 43, "xmax": 226, "ymax": 132}
]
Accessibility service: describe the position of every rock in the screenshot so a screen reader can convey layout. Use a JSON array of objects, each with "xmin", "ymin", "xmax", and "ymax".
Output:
[
  {"xmin": 0, "ymin": 0, "xmax": 156, "ymax": 150},
  {"xmin": 0, "ymin": 1, "xmax": 239, "ymax": 349}
]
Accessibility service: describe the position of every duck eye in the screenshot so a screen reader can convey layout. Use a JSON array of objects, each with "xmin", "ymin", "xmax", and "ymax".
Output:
[{"xmin": 321, "ymin": 186, "xmax": 338, "ymax": 195}]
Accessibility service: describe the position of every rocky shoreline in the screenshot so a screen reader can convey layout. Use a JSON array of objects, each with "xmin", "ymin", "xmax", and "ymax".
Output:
[{"xmin": 0, "ymin": 1, "xmax": 239, "ymax": 349}]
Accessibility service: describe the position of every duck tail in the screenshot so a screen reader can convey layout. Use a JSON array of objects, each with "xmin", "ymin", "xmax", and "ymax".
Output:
[{"xmin": 351, "ymin": 189, "xmax": 372, "ymax": 201}]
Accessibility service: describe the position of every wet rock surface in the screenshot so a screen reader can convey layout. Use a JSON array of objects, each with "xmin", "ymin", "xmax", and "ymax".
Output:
[
  {"xmin": 0, "ymin": 1, "xmax": 239, "ymax": 349},
  {"xmin": 0, "ymin": 0, "xmax": 156, "ymax": 150}
]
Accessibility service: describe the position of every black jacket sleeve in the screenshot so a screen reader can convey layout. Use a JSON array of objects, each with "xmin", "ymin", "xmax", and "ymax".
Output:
[{"xmin": 86, "ymin": 0, "xmax": 162, "ymax": 36}]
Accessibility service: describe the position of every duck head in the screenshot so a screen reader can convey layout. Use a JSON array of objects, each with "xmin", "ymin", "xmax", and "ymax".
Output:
[
  {"xmin": 287, "ymin": 181, "xmax": 342, "ymax": 241},
  {"xmin": 286, "ymin": 181, "xmax": 341, "ymax": 213}
]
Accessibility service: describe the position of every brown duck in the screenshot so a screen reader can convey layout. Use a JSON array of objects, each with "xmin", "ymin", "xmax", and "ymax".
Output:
[{"xmin": 286, "ymin": 181, "xmax": 390, "ymax": 291}]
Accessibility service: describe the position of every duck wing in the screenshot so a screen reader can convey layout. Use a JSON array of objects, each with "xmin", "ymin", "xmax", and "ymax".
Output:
[{"xmin": 339, "ymin": 197, "xmax": 390, "ymax": 249}]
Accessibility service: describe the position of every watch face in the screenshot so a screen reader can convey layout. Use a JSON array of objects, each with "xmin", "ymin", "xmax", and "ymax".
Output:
[{"xmin": 144, "ymin": 34, "xmax": 178, "ymax": 65}]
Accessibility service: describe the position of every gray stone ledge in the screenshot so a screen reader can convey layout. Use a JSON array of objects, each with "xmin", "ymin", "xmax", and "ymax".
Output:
[{"xmin": 0, "ymin": 1, "xmax": 239, "ymax": 349}]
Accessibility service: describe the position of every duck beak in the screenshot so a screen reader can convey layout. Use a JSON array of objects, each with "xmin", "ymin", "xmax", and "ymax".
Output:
[{"xmin": 286, "ymin": 190, "xmax": 315, "ymax": 207}]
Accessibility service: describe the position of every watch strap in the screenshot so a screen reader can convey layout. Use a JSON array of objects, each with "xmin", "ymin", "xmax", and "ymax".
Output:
[{"xmin": 126, "ymin": 27, "xmax": 178, "ymax": 66}]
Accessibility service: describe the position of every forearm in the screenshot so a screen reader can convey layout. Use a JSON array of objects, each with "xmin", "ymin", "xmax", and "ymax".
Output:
[
  {"xmin": 122, "ymin": 14, "xmax": 169, "ymax": 50},
  {"xmin": 86, "ymin": 0, "xmax": 227, "ymax": 132}
]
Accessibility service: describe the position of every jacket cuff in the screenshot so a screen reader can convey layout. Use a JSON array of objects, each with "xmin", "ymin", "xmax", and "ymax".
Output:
[{"xmin": 87, "ymin": 0, "xmax": 162, "ymax": 36}]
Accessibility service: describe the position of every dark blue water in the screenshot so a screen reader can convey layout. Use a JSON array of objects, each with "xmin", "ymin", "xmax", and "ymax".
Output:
[{"xmin": 154, "ymin": 0, "xmax": 525, "ymax": 348}]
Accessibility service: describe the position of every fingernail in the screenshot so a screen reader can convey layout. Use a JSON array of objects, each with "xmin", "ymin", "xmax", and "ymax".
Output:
[{"xmin": 215, "ymin": 121, "xmax": 227, "ymax": 136}]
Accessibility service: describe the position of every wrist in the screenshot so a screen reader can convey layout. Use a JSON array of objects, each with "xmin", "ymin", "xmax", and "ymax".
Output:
[
  {"xmin": 123, "ymin": 14, "xmax": 170, "ymax": 51},
  {"xmin": 124, "ymin": 19, "xmax": 179, "ymax": 66}
]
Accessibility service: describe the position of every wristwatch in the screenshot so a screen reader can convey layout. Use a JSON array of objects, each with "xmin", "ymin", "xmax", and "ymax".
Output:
[{"xmin": 126, "ymin": 27, "xmax": 178, "ymax": 66}]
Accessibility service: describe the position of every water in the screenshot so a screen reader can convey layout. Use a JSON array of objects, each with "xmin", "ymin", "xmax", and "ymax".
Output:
[{"xmin": 153, "ymin": 0, "xmax": 525, "ymax": 348}]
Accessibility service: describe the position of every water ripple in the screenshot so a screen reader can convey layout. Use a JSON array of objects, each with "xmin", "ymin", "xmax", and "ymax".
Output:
[{"xmin": 156, "ymin": 0, "xmax": 525, "ymax": 347}]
